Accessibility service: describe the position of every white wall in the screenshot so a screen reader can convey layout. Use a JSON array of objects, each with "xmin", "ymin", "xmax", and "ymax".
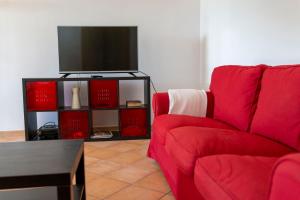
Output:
[
  {"xmin": 4, "ymin": 0, "xmax": 299, "ymax": 131},
  {"xmin": 0, "ymin": 0, "xmax": 201, "ymax": 131},
  {"xmin": 200, "ymin": 0, "xmax": 300, "ymax": 87}
]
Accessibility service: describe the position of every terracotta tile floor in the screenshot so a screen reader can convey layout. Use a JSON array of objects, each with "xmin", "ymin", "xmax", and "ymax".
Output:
[{"xmin": 0, "ymin": 131, "xmax": 175, "ymax": 200}]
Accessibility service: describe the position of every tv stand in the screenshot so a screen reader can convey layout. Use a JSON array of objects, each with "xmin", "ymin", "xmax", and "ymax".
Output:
[
  {"xmin": 60, "ymin": 73, "xmax": 70, "ymax": 78},
  {"xmin": 22, "ymin": 75, "xmax": 151, "ymax": 142}
]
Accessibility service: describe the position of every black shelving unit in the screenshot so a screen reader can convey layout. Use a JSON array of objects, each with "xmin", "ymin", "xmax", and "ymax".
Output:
[{"xmin": 22, "ymin": 75, "xmax": 151, "ymax": 141}]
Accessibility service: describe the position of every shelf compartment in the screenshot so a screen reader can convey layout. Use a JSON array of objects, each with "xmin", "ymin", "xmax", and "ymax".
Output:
[
  {"xmin": 58, "ymin": 81, "xmax": 89, "ymax": 108},
  {"xmin": 120, "ymin": 108, "xmax": 147, "ymax": 137},
  {"xmin": 91, "ymin": 126, "xmax": 119, "ymax": 140},
  {"xmin": 59, "ymin": 111, "xmax": 89, "ymax": 139},
  {"xmin": 25, "ymin": 112, "xmax": 59, "ymax": 141},
  {"xmin": 26, "ymin": 81, "xmax": 57, "ymax": 111},
  {"xmin": 91, "ymin": 110, "xmax": 119, "ymax": 139},
  {"xmin": 89, "ymin": 80, "xmax": 118, "ymax": 109},
  {"xmin": 119, "ymin": 80, "xmax": 145, "ymax": 105}
]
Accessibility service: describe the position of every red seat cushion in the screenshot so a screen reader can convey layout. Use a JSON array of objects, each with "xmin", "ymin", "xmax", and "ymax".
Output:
[
  {"xmin": 269, "ymin": 154, "xmax": 300, "ymax": 200},
  {"xmin": 251, "ymin": 65, "xmax": 300, "ymax": 151},
  {"xmin": 210, "ymin": 65, "xmax": 267, "ymax": 131},
  {"xmin": 194, "ymin": 155, "xmax": 278, "ymax": 200},
  {"xmin": 152, "ymin": 114, "xmax": 236, "ymax": 145},
  {"xmin": 165, "ymin": 126, "xmax": 293, "ymax": 175}
]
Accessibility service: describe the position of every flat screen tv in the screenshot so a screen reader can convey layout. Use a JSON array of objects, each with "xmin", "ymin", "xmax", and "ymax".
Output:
[{"xmin": 58, "ymin": 26, "xmax": 138, "ymax": 73}]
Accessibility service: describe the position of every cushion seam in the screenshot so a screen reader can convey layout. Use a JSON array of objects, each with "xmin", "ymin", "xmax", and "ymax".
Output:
[
  {"xmin": 247, "ymin": 68, "xmax": 265, "ymax": 131},
  {"xmin": 268, "ymin": 154, "xmax": 300, "ymax": 198},
  {"xmin": 168, "ymin": 131, "xmax": 199, "ymax": 156},
  {"xmin": 197, "ymin": 161, "xmax": 238, "ymax": 200},
  {"xmin": 167, "ymin": 131, "xmax": 200, "ymax": 175}
]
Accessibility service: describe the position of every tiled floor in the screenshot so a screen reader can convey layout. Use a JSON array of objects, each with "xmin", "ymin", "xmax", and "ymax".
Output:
[{"xmin": 0, "ymin": 131, "xmax": 175, "ymax": 200}]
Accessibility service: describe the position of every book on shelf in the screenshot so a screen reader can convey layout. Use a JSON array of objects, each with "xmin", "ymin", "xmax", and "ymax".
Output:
[{"xmin": 126, "ymin": 100, "xmax": 143, "ymax": 108}]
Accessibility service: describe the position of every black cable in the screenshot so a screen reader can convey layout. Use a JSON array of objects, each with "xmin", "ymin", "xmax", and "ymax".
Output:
[{"xmin": 138, "ymin": 71, "xmax": 158, "ymax": 94}]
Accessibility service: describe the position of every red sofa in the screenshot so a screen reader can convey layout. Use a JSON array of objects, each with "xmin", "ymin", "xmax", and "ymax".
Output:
[{"xmin": 147, "ymin": 65, "xmax": 300, "ymax": 200}]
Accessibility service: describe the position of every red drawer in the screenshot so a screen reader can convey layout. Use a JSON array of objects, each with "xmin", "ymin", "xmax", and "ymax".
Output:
[
  {"xmin": 26, "ymin": 81, "xmax": 57, "ymax": 111},
  {"xmin": 120, "ymin": 109, "xmax": 147, "ymax": 137},
  {"xmin": 59, "ymin": 111, "xmax": 89, "ymax": 139},
  {"xmin": 90, "ymin": 80, "xmax": 118, "ymax": 109}
]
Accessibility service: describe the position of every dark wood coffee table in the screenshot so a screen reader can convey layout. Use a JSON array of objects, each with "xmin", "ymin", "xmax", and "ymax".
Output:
[
  {"xmin": 0, "ymin": 186, "xmax": 84, "ymax": 200},
  {"xmin": 0, "ymin": 140, "xmax": 86, "ymax": 200}
]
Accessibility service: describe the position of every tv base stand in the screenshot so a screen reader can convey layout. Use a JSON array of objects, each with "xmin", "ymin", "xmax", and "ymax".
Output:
[
  {"xmin": 91, "ymin": 75, "xmax": 103, "ymax": 78},
  {"xmin": 128, "ymin": 72, "xmax": 137, "ymax": 77},
  {"xmin": 60, "ymin": 73, "xmax": 71, "ymax": 78}
]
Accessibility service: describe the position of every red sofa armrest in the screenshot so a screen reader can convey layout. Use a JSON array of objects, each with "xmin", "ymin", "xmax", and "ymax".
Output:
[
  {"xmin": 152, "ymin": 92, "xmax": 169, "ymax": 117},
  {"xmin": 269, "ymin": 153, "xmax": 300, "ymax": 200},
  {"xmin": 152, "ymin": 91, "xmax": 214, "ymax": 118}
]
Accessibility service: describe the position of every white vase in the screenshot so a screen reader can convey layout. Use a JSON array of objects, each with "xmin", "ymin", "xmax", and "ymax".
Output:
[{"xmin": 72, "ymin": 87, "xmax": 81, "ymax": 109}]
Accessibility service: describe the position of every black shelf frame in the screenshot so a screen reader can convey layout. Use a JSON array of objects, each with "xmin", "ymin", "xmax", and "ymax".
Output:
[{"xmin": 22, "ymin": 75, "xmax": 151, "ymax": 141}]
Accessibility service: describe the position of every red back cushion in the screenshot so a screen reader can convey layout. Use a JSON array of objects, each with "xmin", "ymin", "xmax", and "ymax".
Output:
[
  {"xmin": 210, "ymin": 65, "xmax": 267, "ymax": 131},
  {"xmin": 251, "ymin": 65, "xmax": 300, "ymax": 150}
]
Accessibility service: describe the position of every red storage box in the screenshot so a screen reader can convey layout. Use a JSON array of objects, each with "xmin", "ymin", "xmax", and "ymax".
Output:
[
  {"xmin": 26, "ymin": 81, "xmax": 57, "ymax": 111},
  {"xmin": 90, "ymin": 80, "xmax": 118, "ymax": 109},
  {"xmin": 59, "ymin": 111, "xmax": 89, "ymax": 139},
  {"xmin": 120, "ymin": 109, "xmax": 147, "ymax": 137}
]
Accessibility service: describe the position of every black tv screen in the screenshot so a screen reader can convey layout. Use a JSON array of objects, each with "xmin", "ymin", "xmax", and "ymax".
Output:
[{"xmin": 58, "ymin": 26, "xmax": 138, "ymax": 73}]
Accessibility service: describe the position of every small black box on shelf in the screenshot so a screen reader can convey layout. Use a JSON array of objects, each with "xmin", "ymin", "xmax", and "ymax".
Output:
[{"xmin": 33, "ymin": 123, "xmax": 59, "ymax": 140}]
